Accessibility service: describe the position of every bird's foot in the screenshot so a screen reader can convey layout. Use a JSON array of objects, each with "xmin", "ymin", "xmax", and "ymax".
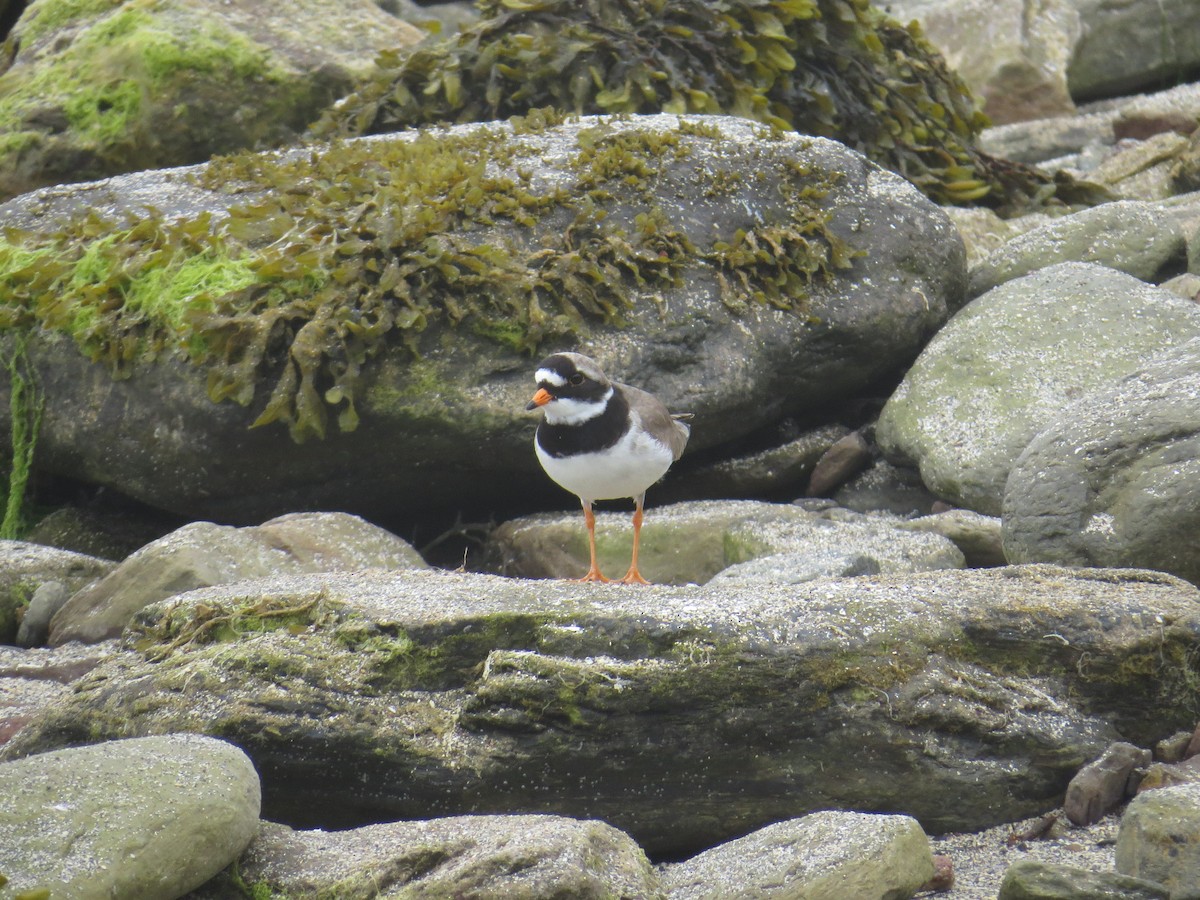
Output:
[
  {"xmin": 573, "ymin": 567, "xmax": 611, "ymax": 583},
  {"xmin": 619, "ymin": 568, "xmax": 651, "ymax": 585}
]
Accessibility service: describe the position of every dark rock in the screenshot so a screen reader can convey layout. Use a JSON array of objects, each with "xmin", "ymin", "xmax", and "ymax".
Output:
[
  {"xmin": 1064, "ymin": 742, "xmax": 1151, "ymax": 826},
  {"xmin": 660, "ymin": 424, "xmax": 848, "ymax": 502},
  {"xmin": 806, "ymin": 430, "xmax": 873, "ymax": 496},
  {"xmin": 832, "ymin": 459, "xmax": 943, "ymax": 516}
]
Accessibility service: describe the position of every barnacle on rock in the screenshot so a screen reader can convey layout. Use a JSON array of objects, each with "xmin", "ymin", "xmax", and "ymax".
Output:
[{"xmin": 309, "ymin": 0, "xmax": 1072, "ymax": 210}]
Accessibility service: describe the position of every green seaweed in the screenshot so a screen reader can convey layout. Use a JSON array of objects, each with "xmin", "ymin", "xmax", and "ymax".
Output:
[
  {"xmin": 0, "ymin": 336, "xmax": 43, "ymax": 539},
  {"xmin": 309, "ymin": 0, "xmax": 1071, "ymax": 210},
  {"xmin": 0, "ymin": 113, "xmax": 854, "ymax": 442}
]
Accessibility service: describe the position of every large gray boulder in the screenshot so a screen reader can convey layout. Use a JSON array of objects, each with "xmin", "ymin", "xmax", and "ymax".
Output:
[
  {"xmin": 0, "ymin": 0, "xmax": 424, "ymax": 199},
  {"xmin": 49, "ymin": 511, "xmax": 427, "ymax": 645},
  {"xmin": 877, "ymin": 262, "xmax": 1200, "ymax": 515},
  {"xmin": 191, "ymin": 815, "xmax": 660, "ymax": 899},
  {"xmin": 1066, "ymin": 0, "xmax": 1200, "ymax": 103},
  {"xmin": 0, "ymin": 114, "xmax": 965, "ymax": 527},
  {"xmin": 0, "ymin": 733, "xmax": 260, "ymax": 899},
  {"xmin": 1003, "ymin": 338, "xmax": 1200, "ymax": 585},
  {"xmin": 4, "ymin": 565, "xmax": 1197, "ymax": 858}
]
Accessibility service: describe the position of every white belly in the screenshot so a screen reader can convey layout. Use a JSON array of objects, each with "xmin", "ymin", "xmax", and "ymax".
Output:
[{"xmin": 536, "ymin": 425, "xmax": 675, "ymax": 503}]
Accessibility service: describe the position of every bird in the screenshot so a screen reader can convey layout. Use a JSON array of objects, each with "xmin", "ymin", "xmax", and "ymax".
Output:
[{"xmin": 526, "ymin": 352, "xmax": 690, "ymax": 584}]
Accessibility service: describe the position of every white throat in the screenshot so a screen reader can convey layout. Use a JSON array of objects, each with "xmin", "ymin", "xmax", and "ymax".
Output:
[{"xmin": 542, "ymin": 386, "xmax": 613, "ymax": 425}]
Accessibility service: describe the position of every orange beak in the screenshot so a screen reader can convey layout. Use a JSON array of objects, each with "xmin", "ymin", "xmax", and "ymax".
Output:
[{"xmin": 526, "ymin": 387, "xmax": 553, "ymax": 411}]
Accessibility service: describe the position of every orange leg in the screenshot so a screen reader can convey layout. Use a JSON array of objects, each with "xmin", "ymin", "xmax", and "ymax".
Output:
[
  {"xmin": 574, "ymin": 501, "xmax": 610, "ymax": 583},
  {"xmin": 620, "ymin": 494, "xmax": 651, "ymax": 585}
]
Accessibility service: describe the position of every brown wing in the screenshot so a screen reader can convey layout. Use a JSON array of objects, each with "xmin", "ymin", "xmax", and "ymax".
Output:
[{"xmin": 618, "ymin": 383, "xmax": 691, "ymax": 460}]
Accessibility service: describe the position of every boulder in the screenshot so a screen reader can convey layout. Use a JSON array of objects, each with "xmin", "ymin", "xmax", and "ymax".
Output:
[
  {"xmin": 877, "ymin": 262, "xmax": 1200, "ymax": 515},
  {"xmin": 1066, "ymin": 0, "xmax": 1200, "ymax": 103},
  {"xmin": 895, "ymin": 508, "xmax": 1006, "ymax": 567},
  {"xmin": 191, "ymin": 815, "xmax": 660, "ymax": 899},
  {"xmin": 4, "ymin": 565, "xmax": 1198, "ymax": 857},
  {"xmin": 49, "ymin": 511, "xmax": 427, "ymax": 645},
  {"xmin": 1116, "ymin": 783, "xmax": 1200, "ymax": 899},
  {"xmin": 1064, "ymin": 742, "xmax": 1152, "ymax": 826},
  {"xmin": 967, "ymin": 201, "xmax": 1186, "ymax": 297},
  {"xmin": 661, "ymin": 811, "xmax": 934, "ymax": 899},
  {"xmin": 0, "ymin": 541, "xmax": 113, "ymax": 644},
  {"xmin": 998, "ymin": 859, "xmax": 1168, "ymax": 900},
  {"xmin": 0, "ymin": 0, "xmax": 424, "ymax": 199},
  {"xmin": 484, "ymin": 500, "xmax": 964, "ymax": 584},
  {"xmin": 0, "ymin": 734, "xmax": 260, "ymax": 899},
  {"xmin": 1003, "ymin": 337, "xmax": 1200, "ymax": 584},
  {"xmin": 0, "ymin": 114, "xmax": 965, "ymax": 528}
]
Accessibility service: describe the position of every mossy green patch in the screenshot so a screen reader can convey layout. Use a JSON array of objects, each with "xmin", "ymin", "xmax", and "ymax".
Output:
[
  {"xmin": 337, "ymin": 614, "xmax": 545, "ymax": 692},
  {"xmin": 132, "ymin": 593, "xmax": 335, "ymax": 661},
  {"xmin": 1, "ymin": 3, "xmax": 280, "ymax": 171},
  {"xmin": 15, "ymin": 0, "xmax": 123, "ymax": 46}
]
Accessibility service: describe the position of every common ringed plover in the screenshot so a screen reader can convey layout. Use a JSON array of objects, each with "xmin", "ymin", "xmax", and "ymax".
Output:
[{"xmin": 526, "ymin": 352, "xmax": 690, "ymax": 584}]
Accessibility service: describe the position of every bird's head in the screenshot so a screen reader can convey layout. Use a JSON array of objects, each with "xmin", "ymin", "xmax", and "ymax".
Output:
[{"xmin": 526, "ymin": 353, "xmax": 613, "ymax": 424}]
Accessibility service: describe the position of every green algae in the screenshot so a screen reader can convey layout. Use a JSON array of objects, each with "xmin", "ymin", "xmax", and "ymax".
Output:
[
  {"xmin": 0, "ymin": 336, "xmax": 43, "ymax": 539},
  {"xmin": 1, "ymin": 5, "xmax": 280, "ymax": 161}
]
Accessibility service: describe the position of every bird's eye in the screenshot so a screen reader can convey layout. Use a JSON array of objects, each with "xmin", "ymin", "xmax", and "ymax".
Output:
[{"xmin": 568, "ymin": 373, "xmax": 585, "ymax": 385}]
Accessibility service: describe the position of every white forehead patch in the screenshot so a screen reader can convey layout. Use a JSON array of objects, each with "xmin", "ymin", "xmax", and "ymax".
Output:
[{"xmin": 536, "ymin": 368, "xmax": 567, "ymax": 387}]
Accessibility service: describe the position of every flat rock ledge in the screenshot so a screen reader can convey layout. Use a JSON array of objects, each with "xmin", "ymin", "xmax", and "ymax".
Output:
[{"xmin": 3, "ymin": 565, "xmax": 1197, "ymax": 860}]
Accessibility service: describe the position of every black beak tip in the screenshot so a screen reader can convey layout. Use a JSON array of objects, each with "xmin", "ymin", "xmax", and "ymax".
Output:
[{"xmin": 525, "ymin": 401, "xmax": 539, "ymax": 411}]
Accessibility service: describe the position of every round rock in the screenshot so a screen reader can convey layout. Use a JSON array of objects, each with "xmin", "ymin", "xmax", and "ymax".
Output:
[{"xmin": 0, "ymin": 733, "xmax": 261, "ymax": 898}]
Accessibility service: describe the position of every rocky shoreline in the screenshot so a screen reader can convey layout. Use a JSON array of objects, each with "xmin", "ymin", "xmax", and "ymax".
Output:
[{"xmin": 2, "ymin": 0, "xmax": 1200, "ymax": 896}]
